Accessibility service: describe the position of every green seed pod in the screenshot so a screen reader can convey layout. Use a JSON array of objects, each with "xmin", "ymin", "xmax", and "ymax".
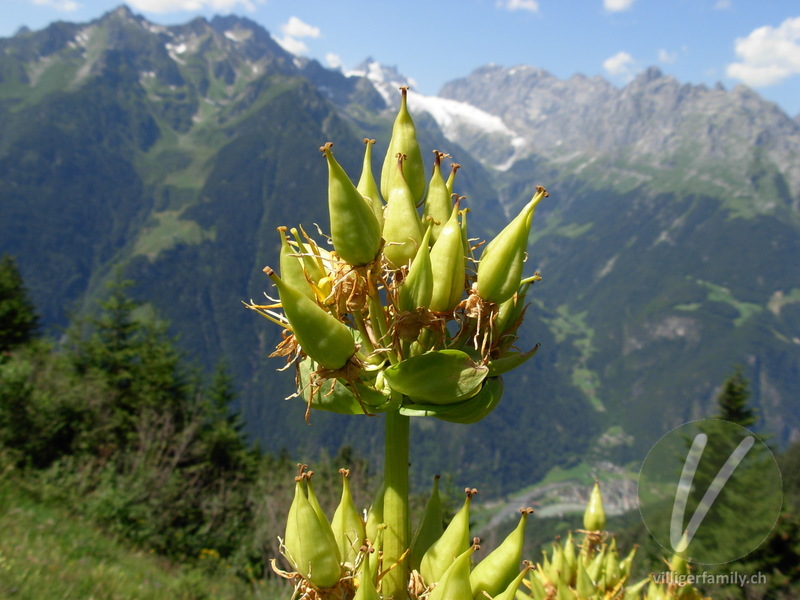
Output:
[
  {"xmin": 604, "ymin": 537, "xmax": 621, "ymax": 590},
  {"xmin": 576, "ymin": 559, "xmax": 597, "ymax": 598},
  {"xmin": 331, "ymin": 469, "xmax": 367, "ymax": 566},
  {"xmin": 563, "ymin": 532, "xmax": 577, "ymax": 586},
  {"xmin": 445, "ymin": 162, "xmax": 460, "ymax": 197},
  {"xmin": 265, "ymin": 267, "xmax": 355, "ymax": 370},
  {"xmin": 284, "ymin": 475, "xmax": 342, "ymax": 588},
  {"xmin": 381, "ymin": 86, "xmax": 426, "ymax": 204},
  {"xmin": 422, "ymin": 151, "xmax": 452, "ymax": 243},
  {"xmin": 320, "ymin": 142, "xmax": 382, "ymax": 267},
  {"xmin": 583, "ymin": 481, "xmax": 606, "ymax": 532},
  {"xmin": 409, "ymin": 475, "xmax": 444, "ymax": 571},
  {"xmin": 383, "ymin": 349, "xmax": 487, "ymax": 405},
  {"xmin": 470, "ymin": 507, "xmax": 533, "ymax": 599},
  {"xmin": 539, "ymin": 551, "xmax": 552, "ymax": 584},
  {"xmin": 623, "ymin": 577, "xmax": 651, "ymax": 600},
  {"xmin": 420, "ymin": 488, "xmax": 477, "ymax": 585},
  {"xmin": 647, "ymin": 580, "xmax": 664, "ymax": 600},
  {"xmin": 586, "ymin": 545, "xmax": 606, "ymax": 585},
  {"xmin": 556, "ymin": 579, "xmax": 575, "ymax": 600},
  {"xmin": 669, "ymin": 548, "xmax": 689, "ymax": 578},
  {"xmin": 427, "ymin": 541, "xmax": 478, "ymax": 600},
  {"xmin": 492, "ymin": 562, "xmax": 535, "ymax": 600},
  {"xmin": 494, "ymin": 275, "xmax": 539, "ymax": 341},
  {"xmin": 549, "ymin": 538, "xmax": 564, "ymax": 584},
  {"xmin": 476, "ymin": 186, "xmax": 547, "ymax": 304},
  {"xmin": 619, "ymin": 545, "xmax": 637, "ymax": 579},
  {"xmin": 398, "ymin": 222, "xmax": 433, "ymax": 313},
  {"xmin": 284, "ymin": 473, "xmax": 304, "ymax": 568},
  {"xmin": 305, "ymin": 472, "xmax": 341, "ymax": 564},
  {"xmin": 289, "ymin": 227, "xmax": 327, "ymax": 285},
  {"xmin": 354, "ymin": 559, "xmax": 381, "ymax": 600},
  {"xmin": 428, "ymin": 200, "xmax": 465, "ymax": 312},
  {"xmin": 278, "ymin": 227, "xmax": 314, "ymax": 300},
  {"xmin": 354, "ymin": 577, "xmax": 380, "ymax": 600},
  {"xmin": 670, "ymin": 531, "xmax": 690, "ymax": 577},
  {"xmin": 297, "ymin": 356, "xmax": 391, "ymax": 415},
  {"xmin": 528, "ymin": 567, "xmax": 548, "ymax": 600},
  {"xmin": 357, "ymin": 138, "xmax": 384, "ymax": 231},
  {"xmin": 365, "ymin": 481, "xmax": 385, "ymax": 551},
  {"xmin": 459, "ymin": 204, "xmax": 471, "ymax": 255},
  {"xmin": 486, "ymin": 345, "xmax": 540, "ymax": 377},
  {"xmin": 382, "ymin": 154, "xmax": 423, "ymax": 269},
  {"xmin": 399, "ymin": 376, "xmax": 504, "ymax": 425}
]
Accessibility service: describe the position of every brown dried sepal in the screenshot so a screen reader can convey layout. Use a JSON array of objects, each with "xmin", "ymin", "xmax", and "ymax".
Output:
[
  {"xmin": 269, "ymin": 329, "xmax": 300, "ymax": 361},
  {"xmin": 298, "ymin": 353, "xmax": 379, "ymax": 423},
  {"xmin": 461, "ymin": 289, "xmax": 499, "ymax": 358}
]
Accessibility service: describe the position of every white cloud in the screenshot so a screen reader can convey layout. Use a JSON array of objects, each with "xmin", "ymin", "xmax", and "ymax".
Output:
[
  {"xmin": 603, "ymin": 51, "xmax": 637, "ymax": 81},
  {"xmin": 714, "ymin": 0, "xmax": 731, "ymax": 9},
  {"xmin": 127, "ymin": 0, "xmax": 262, "ymax": 13},
  {"xmin": 498, "ymin": 0, "xmax": 539, "ymax": 12},
  {"xmin": 275, "ymin": 36, "xmax": 308, "ymax": 55},
  {"xmin": 325, "ymin": 53, "xmax": 343, "ymax": 70},
  {"xmin": 273, "ymin": 16, "xmax": 321, "ymax": 57},
  {"xmin": 726, "ymin": 16, "xmax": 800, "ymax": 87},
  {"xmin": 280, "ymin": 16, "xmax": 320, "ymax": 39},
  {"xmin": 658, "ymin": 49, "xmax": 677, "ymax": 64},
  {"xmin": 31, "ymin": 0, "xmax": 80, "ymax": 11},
  {"xmin": 604, "ymin": 0, "xmax": 635, "ymax": 12}
]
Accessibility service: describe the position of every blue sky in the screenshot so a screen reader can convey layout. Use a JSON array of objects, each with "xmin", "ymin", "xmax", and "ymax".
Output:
[{"xmin": 2, "ymin": 0, "xmax": 799, "ymax": 117}]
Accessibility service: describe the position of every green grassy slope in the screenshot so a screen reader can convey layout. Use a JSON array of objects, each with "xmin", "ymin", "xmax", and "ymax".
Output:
[{"xmin": 0, "ymin": 472, "xmax": 289, "ymax": 600}]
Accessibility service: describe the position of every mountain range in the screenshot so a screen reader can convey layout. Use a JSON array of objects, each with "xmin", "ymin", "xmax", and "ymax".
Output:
[{"xmin": 1, "ymin": 5, "xmax": 798, "ymax": 494}]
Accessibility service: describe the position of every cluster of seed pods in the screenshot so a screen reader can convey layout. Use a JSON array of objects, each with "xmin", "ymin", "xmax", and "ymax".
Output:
[
  {"xmin": 279, "ymin": 473, "xmax": 696, "ymax": 600},
  {"xmin": 248, "ymin": 86, "xmax": 547, "ymax": 424},
  {"xmin": 250, "ymin": 87, "xmax": 702, "ymax": 600}
]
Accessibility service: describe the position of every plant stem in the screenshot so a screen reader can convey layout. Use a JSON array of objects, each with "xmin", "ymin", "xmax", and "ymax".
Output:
[{"xmin": 382, "ymin": 407, "xmax": 410, "ymax": 599}]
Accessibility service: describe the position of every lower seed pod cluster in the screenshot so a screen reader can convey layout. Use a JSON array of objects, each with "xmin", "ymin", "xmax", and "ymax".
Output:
[{"xmin": 276, "ymin": 474, "xmax": 698, "ymax": 600}]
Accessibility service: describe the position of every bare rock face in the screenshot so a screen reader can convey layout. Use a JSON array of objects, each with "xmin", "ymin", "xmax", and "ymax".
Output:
[{"xmin": 439, "ymin": 65, "xmax": 800, "ymax": 209}]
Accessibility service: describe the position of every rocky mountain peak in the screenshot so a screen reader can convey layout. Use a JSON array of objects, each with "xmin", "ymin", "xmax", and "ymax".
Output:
[
  {"xmin": 347, "ymin": 58, "xmax": 413, "ymax": 108},
  {"xmin": 438, "ymin": 64, "xmax": 800, "ymax": 208}
]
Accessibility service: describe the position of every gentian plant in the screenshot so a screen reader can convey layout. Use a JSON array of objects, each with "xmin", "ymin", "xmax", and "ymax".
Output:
[{"xmin": 248, "ymin": 87, "xmax": 699, "ymax": 600}]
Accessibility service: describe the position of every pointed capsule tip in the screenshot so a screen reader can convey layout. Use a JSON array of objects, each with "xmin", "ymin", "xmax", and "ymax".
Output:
[
  {"xmin": 263, "ymin": 266, "xmax": 275, "ymax": 277},
  {"xmin": 319, "ymin": 141, "xmax": 334, "ymax": 155}
]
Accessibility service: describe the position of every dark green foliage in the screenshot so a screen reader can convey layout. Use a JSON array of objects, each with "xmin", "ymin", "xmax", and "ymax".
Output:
[
  {"xmin": 0, "ymin": 255, "xmax": 38, "ymax": 353},
  {"xmin": 68, "ymin": 276, "xmax": 193, "ymax": 451},
  {"xmin": 716, "ymin": 366, "xmax": 756, "ymax": 427},
  {"xmin": 0, "ymin": 276, "xmax": 254, "ymax": 572}
]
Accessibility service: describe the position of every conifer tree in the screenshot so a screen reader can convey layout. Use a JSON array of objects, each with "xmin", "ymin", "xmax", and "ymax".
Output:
[
  {"xmin": 0, "ymin": 255, "xmax": 38, "ymax": 354},
  {"xmin": 71, "ymin": 274, "xmax": 191, "ymax": 448},
  {"xmin": 715, "ymin": 366, "xmax": 756, "ymax": 427},
  {"xmin": 202, "ymin": 359, "xmax": 254, "ymax": 473}
]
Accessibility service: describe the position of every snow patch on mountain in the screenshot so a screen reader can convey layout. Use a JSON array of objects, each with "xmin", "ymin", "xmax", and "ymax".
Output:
[
  {"xmin": 346, "ymin": 59, "xmax": 414, "ymax": 106},
  {"xmin": 408, "ymin": 91, "xmax": 527, "ymax": 170},
  {"xmin": 347, "ymin": 59, "xmax": 526, "ymax": 169}
]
